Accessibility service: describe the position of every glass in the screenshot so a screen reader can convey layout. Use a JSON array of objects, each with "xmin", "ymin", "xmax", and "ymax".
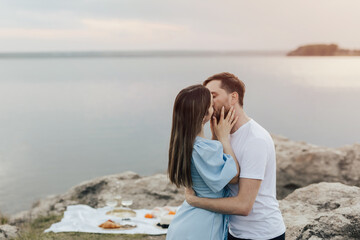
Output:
[
  {"xmin": 121, "ymin": 199, "xmax": 133, "ymax": 208},
  {"xmin": 114, "ymin": 195, "xmax": 122, "ymax": 207},
  {"xmin": 106, "ymin": 200, "xmax": 118, "ymax": 214}
]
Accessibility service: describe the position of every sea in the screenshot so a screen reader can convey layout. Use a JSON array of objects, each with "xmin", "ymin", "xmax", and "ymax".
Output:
[{"xmin": 0, "ymin": 52, "xmax": 359, "ymax": 214}]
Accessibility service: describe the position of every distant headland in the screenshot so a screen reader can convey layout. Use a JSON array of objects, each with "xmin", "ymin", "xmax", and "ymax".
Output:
[{"xmin": 287, "ymin": 44, "xmax": 360, "ymax": 56}]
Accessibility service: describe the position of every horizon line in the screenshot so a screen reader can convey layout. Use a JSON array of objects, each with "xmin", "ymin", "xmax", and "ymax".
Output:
[{"xmin": 0, "ymin": 50, "xmax": 287, "ymax": 59}]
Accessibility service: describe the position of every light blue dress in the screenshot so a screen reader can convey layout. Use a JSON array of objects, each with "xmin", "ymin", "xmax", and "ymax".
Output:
[{"xmin": 166, "ymin": 136, "xmax": 237, "ymax": 240}]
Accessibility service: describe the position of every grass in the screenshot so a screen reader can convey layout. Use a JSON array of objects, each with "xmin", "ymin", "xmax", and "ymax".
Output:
[
  {"xmin": 0, "ymin": 211, "xmax": 9, "ymax": 224},
  {"xmin": 12, "ymin": 213, "xmax": 166, "ymax": 240}
]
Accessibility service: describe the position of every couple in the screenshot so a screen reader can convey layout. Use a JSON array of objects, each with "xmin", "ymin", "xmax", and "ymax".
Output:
[{"xmin": 167, "ymin": 72, "xmax": 286, "ymax": 240}]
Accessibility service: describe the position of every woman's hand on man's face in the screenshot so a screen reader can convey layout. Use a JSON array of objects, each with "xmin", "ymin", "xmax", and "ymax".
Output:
[
  {"xmin": 212, "ymin": 106, "xmax": 238, "ymax": 142},
  {"xmin": 210, "ymin": 116, "xmax": 218, "ymax": 140}
]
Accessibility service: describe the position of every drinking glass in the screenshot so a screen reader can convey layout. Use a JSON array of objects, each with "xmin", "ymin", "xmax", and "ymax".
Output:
[
  {"xmin": 106, "ymin": 200, "xmax": 118, "ymax": 214},
  {"xmin": 114, "ymin": 195, "xmax": 122, "ymax": 207},
  {"xmin": 121, "ymin": 199, "xmax": 133, "ymax": 209}
]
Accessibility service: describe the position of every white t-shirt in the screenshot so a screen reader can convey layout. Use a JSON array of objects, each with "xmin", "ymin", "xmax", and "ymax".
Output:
[{"xmin": 227, "ymin": 119, "xmax": 286, "ymax": 240}]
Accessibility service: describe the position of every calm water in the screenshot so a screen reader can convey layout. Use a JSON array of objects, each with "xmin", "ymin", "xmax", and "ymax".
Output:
[{"xmin": 0, "ymin": 56, "xmax": 359, "ymax": 214}]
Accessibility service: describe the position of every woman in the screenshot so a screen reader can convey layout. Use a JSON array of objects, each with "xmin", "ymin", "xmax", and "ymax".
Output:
[{"xmin": 167, "ymin": 84, "xmax": 240, "ymax": 240}]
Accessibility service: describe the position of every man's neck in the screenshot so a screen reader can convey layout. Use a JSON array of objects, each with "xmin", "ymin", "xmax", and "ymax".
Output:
[{"xmin": 230, "ymin": 107, "xmax": 251, "ymax": 134}]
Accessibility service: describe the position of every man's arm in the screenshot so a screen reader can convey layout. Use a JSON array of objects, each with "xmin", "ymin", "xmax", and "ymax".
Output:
[
  {"xmin": 212, "ymin": 107, "xmax": 240, "ymax": 184},
  {"xmin": 185, "ymin": 178, "xmax": 261, "ymax": 216}
]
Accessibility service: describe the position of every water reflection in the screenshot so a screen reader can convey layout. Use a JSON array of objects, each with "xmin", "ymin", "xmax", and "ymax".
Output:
[{"xmin": 288, "ymin": 57, "xmax": 360, "ymax": 88}]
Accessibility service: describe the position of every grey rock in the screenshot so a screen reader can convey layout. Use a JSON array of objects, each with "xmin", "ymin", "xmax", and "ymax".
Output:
[
  {"xmin": 280, "ymin": 182, "xmax": 360, "ymax": 240},
  {"xmin": 273, "ymin": 135, "xmax": 360, "ymax": 199},
  {"xmin": 10, "ymin": 171, "xmax": 184, "ymax": 224},
  {"xmin": 7, "ymin": 135, "xmax": 360, "ymax": 239},
  {"xmin": 0, "ymin": 224, "xmax": 19, "ymax": 240}
]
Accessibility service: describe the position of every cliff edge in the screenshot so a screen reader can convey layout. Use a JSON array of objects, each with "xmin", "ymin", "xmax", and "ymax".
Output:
[{"xmin": 287, "ymin": 44, "xmax": 360, "ymax": 56}]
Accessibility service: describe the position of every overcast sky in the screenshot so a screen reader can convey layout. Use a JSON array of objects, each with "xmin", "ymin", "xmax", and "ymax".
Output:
[{"xmin": 1, "ymin": 0, "xmax": 359, "ymax": 52}]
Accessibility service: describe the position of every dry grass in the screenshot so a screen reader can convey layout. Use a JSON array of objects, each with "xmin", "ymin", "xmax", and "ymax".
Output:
[
  {"xmin": 0, "ymin": 211, "xmax": 9, "ymax": 224},
  {"xmin": 12, "ymin": 213, "xmax": 166, "ymax": 240}
]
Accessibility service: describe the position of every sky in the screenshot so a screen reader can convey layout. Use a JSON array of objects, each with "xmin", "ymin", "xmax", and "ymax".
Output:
[{"xmin": 0, "ymin": 0, "xmax": 360, "ymax": 52}]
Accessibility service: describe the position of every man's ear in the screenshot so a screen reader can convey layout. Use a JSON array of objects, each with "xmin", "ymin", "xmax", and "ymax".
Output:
[{"xmin": 230, "ymin": 92, "xmax": 238, "ymax": 105}]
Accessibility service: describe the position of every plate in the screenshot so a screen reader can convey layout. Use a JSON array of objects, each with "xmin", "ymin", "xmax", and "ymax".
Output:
[
  {"xmin": 99, "ymin": 224, "xmax": 137, "ymax": 230},
  {"xmin": 106, "ymin": 208, "xmax": 137, "ymax": 218}
]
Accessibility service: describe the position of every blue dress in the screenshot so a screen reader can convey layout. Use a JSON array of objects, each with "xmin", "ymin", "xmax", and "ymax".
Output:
[{"xmin": 166, "ymin": 136, "xmax": 237, "ymax": 240}]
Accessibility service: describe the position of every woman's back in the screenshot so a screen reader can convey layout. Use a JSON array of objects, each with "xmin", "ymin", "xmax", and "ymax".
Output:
[{"xmin": 166, "ymin": 137, "xmax": 237, "ymax": 240}]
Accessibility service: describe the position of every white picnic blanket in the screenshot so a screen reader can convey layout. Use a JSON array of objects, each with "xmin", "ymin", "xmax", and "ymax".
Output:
[{"xmin": 44, "ymin": 204, "xmax": 172, "ymax": 235}]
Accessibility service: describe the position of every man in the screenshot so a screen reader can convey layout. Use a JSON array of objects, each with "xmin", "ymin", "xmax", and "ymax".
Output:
[{"xmin": 185, "ymin": 72, "xmax": 286, "ymax": 240}]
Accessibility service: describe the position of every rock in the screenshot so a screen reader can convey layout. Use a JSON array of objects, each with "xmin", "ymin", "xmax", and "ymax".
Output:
[
  {"xmin": 5, "ymin": 148, "xmax": 360, "ymax": 240},
  {"xmin": 280, "ymin": 182, "xmax": 360, "ymax": 240},
  {"xmin": 10, "ymin": 171, "xmax": 184, "ymax": 224},
  {"xmin": 273, "ymin": 135, "xmax": 360, "ymax": 199},
  {"xmin": 287, "ymin": 44, "xmax": 360, "ymax": 56},
  {"xmin": 0, "ymin": 224, "xmax": 19, "ymax": 239}
]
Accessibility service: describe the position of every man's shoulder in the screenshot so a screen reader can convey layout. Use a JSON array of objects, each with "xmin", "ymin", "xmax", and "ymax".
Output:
[{"xmin": 247, "ymin": 120, "xmax": 273, "ymax": 143}]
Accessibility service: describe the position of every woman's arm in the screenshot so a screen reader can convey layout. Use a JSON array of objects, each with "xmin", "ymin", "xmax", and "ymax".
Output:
[
  {"xmin": 213, "ymin": 106, "xmax": 240, "ymax": 184},
  {"xmin": 220, "ymin": 139, "xmax": 239, "ymax": 184}
]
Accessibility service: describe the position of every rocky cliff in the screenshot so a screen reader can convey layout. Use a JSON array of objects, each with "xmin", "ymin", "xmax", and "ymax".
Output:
[
  {"xmin": 273, "ymin": 135, "xmax": 360, "ymax": 199},
  {"xmin": 9, "ymin": 171, "xmax": 184, "ymax": 225},
  {"xmin": 287, "ymin": 44, "xmax": 360, "ymax": 56},
  {"xmin": 2, "ymin": 135, "xmax": 360, "ymax": 239},
  {"xmin": 7, "ymin": 173, "xmax": 360, "ymax": 240},
  {"xmin": 280, "ymin": 182, "xmax": 360, "ymax": 240}
]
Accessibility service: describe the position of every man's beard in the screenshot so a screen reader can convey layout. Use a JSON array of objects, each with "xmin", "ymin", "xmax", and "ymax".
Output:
[{"xmin": 213, "ymin": 107, "xmax": 230, "ymax": 122}]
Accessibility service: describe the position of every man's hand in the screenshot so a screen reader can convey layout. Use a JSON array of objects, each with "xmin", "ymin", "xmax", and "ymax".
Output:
[{"xmin": 184, "ymin": 187, "xmax": 197, "ymax": 206}]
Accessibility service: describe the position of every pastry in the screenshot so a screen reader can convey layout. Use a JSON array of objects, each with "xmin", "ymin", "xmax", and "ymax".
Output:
[
  {"xmin": 99, "ymin": 220, "xmax": 122, "ymax": 229},
  {"xmin": 98, "ymin": 220, "xmax": 136, "ymax": 229}
]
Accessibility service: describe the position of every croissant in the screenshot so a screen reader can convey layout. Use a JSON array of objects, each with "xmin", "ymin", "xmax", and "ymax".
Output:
[{"xmin": 99, "ymin": 220, "xmax": 122, "ymax": 229}]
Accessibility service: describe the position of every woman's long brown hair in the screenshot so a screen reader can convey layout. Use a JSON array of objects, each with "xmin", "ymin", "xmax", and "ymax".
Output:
[{"xmin": 168, "ymin": 84, "xmax": 211, "ymax": 188}]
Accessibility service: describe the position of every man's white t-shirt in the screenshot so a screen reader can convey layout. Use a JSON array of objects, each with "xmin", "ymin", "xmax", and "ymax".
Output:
[{"xmin": 228, "ymin": 119, "xmax": 286, "ymax": 240}]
